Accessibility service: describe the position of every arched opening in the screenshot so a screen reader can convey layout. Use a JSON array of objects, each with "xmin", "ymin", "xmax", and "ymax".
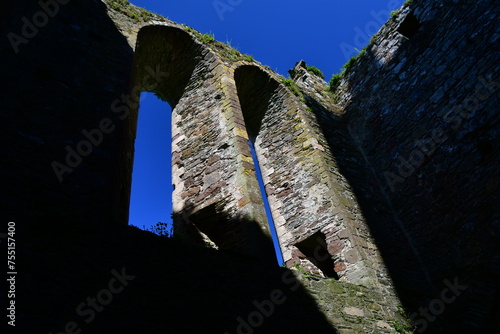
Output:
[
  {"xmin": 295, "ymin": 232, "xmax": 339, "ymax": 279},
  {"xmin": 124, "ymin": 26, "xmax": 279, "ymax": 262},
  {"xmin": 234, "ymin": 65, "xmax": 284, "ymax": 264},
  {"xmin": 128, "ymin": 92, "xmax": 173, "ymax": 234},
  {"xmin": 120, "ymin": 24, "xmax": 201, "ymax": 227}
]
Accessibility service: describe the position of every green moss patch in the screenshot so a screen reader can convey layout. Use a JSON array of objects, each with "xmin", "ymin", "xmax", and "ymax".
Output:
[
  {"xmin": 183, "ymin": 26, "xmax": 254, "ymax": 63},
  {"xmin": 105, "ymin": 0, "xmax": 162, "ymax": 23}
]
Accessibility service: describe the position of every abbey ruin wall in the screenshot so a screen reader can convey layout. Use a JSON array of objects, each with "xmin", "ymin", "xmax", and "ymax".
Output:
[{"xmin": 1, "ymin": 0, "xmax": 497, "ymax": 332}]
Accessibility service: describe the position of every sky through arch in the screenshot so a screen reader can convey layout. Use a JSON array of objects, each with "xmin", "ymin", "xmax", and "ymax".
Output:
[
  {"xmin": 128, "ymin": 0, "xmax": 405, "ymax": 264},
  {"xmin": 128, "ymin": 92, "xmax": 173, "ymax": 231},
  {"xmin": 129, "ymin": 92, "xmax": 284, "ymax": 264}
]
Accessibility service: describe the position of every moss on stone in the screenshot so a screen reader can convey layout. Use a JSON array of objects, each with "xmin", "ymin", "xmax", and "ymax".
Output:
[
  {"xmin": 281, "ymin": 78, "xmax": 305, "ymax": 102},
  {"xmin": 329, "ymin": 45, "xmax": 370, "ymax": 92},
  {"xmin": 105, "ymin": 0, "xmax": 162, "ymax": 23},
  {"xmin": 183, "ymin": 26, "xmax": 254, "ymax": 63},
  {"xmin": 368, "ymin": 303, "xmax": 382, "ymax": 311},
  {"xmin": 307, "ymin": 66, "xmax": 325, "ymax": 79},
  {"xmin": 327, "ymin": 280, "xmax": 346, "ymax": 294}
]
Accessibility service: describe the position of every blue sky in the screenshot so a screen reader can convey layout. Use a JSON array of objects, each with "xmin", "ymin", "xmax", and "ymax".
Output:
[{"xmin": 127, "ymin": 0, "xmax": 405, "ymax": 261}]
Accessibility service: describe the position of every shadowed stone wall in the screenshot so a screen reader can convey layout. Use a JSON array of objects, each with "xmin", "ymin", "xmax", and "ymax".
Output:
[
  {"xmin": 1, "ymin": 0, "xmax": 497, "ymax": 332},
  {"xmin": 0, "ymin": 0, "xmax": 135, "ymax": 226},
  {"xmin": 321, "ymin": 0, "xmax": 498, "ymax": 331}
]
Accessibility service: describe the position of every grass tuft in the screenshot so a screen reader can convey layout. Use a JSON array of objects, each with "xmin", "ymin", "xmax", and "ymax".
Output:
[
  {"xmin": 306, "ymin": 66, "xmax": 325, "ymax": 79},
  {"xmin": 281, "ymin": 78, "xmax": 305, "ymax": 102},
  {"xmin": 328, "ymin": 45, "xmax": 370, "ymax": 91},
  {"xmin": 183, "ymin": 26, "xmax": 254, "ymax": 63},
  {"xmin": 106, "ymin": 0, "xmax": 160, "ymax": 23}
]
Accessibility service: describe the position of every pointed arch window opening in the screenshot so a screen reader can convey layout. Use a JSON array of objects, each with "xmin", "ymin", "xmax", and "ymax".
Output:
[
  {"xmin": 128, "ymin": 92, "xmax": 174, "ymax": 235},
  {"xmin": 248, "ymin": 137, "xmax": 285, "ymax": 265}
]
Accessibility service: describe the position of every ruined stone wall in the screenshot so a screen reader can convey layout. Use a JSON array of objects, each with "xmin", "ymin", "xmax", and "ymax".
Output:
[
  {"xmin": 288, "ymin": 62, "xmax": 395, "ymax": 291},
  {"xmin": 111, "ymin": 10, "xmax": 403, "ymax": 328},
  {"xmin": 128, "ymin": 24, "xmax": 277, "ymax": 261},
  {"xmin": 0, "ymin": 0, "xmax": 396, "ymax": 284},
  {"xmin": 127, "ymin": 21, "xmax": 396, "ymax": 289},
  {"xmin": 241, "ymin": 65, "xmax": 393, "ymax": 294},
  {"xmin": 2, "ymin": 0, "xmax": 497, "ymax": 332},
  {"xmin": 328, "ymin": 0, "xmax": 499, "ymax": 331}
]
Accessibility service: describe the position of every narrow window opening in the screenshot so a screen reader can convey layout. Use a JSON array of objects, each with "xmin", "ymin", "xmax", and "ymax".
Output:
[
  {"xmin": 397, "ymin": 12, "xmax": 420, "ymax": 38},
  {"xmin": 249, "ymin": 139, "xmax": 284, "ymax": 266},
  {"xmin": 128, "ymin": 92, "xmax": 173, "ymax": 235},
  {"xmin": 234, "ymin": 65, "xmax": 285, "ymax": 265},
  {"xmin": 295, "ymin": 231, "xmax": 339, "ymax": 279}
]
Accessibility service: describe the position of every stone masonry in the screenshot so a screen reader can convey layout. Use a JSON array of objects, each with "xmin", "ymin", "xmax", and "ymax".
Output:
[
  {"xmin": 327, "ymin": 1, "xmax": 499, "ymax": 331},
  {"xmin": 1, "ymin": 0, "xmax": 498, "ymax": 332},
  {"xmin": 127, "ymin": 20, "xmax": 394, "ymax": 294}
]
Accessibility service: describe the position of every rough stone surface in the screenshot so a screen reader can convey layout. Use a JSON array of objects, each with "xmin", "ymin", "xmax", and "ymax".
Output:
[
  {"xmin": 293, "ymin": 270, "xmax": 404, "ymax": 334},
  {"xmin": 325, "ymin": 0, "xmax": 499, "ymax": 332},
  {"xmin": 1, "ymin": 0, "xmax": 498, "ymax": 333}
]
